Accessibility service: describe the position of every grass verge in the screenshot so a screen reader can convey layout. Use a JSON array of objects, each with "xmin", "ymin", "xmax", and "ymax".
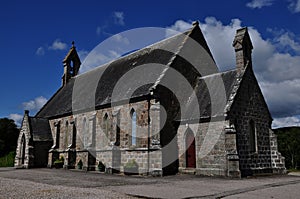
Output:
[{"xmin": 0, "ymin": 151, "xmax": 15, "ymax": 167}]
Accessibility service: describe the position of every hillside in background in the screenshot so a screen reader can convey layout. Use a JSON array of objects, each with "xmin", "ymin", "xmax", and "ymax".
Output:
[{"xmin": 273, "ymin": 126, "xmax": 300, "ymax": 170}]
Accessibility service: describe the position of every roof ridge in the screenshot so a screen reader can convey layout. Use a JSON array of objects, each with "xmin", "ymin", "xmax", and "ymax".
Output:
[
  {"xmin": 224, "ymin": 64, "xmax": 248, "ymax": 113},
  {"xmin": 199, "ymin": 68, "xmax": 237, "ymax": 79},
  {"xmin": 117, "ymin": 27, "xmax": 194, "ymax": 59},
  {"xmin": 36, "ymin": 23, "xmax": 212, "ymax": 118},
  {"xmin": 35, "ymin": 86, "xmax": 64, "ymax": 117},
  {"xmin": 150, "ymin": 26, "xmax": 195, "ymax": 90},
  {"xmin": 75, "ymin": 27, "xmax": 194, "ymax": 79}
]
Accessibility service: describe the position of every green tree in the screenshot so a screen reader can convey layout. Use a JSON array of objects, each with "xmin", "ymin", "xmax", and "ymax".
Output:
[
  {"xmin": 274, "ymin": 127, "xmax": 300, "ymax": 169},
  {"xmin": 0, "ymin": 118, "xmax": 19, "ymax": 157}
]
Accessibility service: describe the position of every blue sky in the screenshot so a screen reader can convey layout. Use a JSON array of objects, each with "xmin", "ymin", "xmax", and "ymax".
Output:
[{"xmin": 1, "ymin": 0, "xmax": 300, "ymax": 128}]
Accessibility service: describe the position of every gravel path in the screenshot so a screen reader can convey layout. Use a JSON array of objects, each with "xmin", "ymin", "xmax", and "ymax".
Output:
[
  {"xmin": 1, "ymin": 168, "xmax": 300, "ymax": 198},
  {"xmin": 0, "ymin": 177, "xmax": 135, "ymax": 199}
]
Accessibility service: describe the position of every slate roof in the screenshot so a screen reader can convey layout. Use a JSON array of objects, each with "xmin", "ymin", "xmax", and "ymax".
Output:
[
  {"xmin": 178, "ymin": 69, "xmax": 239, "ymax": 121},
  {"xmin": 28, "ymin": 117, "xmax": 52, "ymax": 141},
  {"xmin": 36, "ymin": 23, "xmax": 217, "ymax": 119}
]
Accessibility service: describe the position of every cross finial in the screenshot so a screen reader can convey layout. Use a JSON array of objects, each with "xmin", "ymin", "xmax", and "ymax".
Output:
[{"xmin": 72, "ymin": 41, "xmax": 75, "ymax": 47}]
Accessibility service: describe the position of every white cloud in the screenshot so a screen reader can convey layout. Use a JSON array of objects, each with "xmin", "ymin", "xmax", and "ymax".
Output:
[
  {"xmin": 96, "ymin": 11, "xmax": 125, "ymax": 36},
  {"xmin": 261, "ymin": 79, "xmax": 300, "ymax": 117},
  {"xmin": 79, "ymin": 33, "xmax": 131, "ymax": 73},
  {"xmin": 49, "ymin": 39, "xmax": 68, "ymax": 50},
  {"xmin": 166, "ymin": 20, "xmax": 192, "ymax": 37},
  {"xmin": 168, "ymin": 18, "xmax": 300, "ymax": 127},
  {"xmin": 22, "ymin": 96, "xmax": 47, "ymax": 112},
  {"xmin": 199, "ymin": 17, "xmax": 300, "ymax": 120},
  {"xmin": 96, "ymin": 26, "xmax": 103, "ymax": 35},
  {"xmin": 167, "ymin": 17, "xmax": 245, "ymax": 70},
  {"xmin": 246, "ymin": 0, "xmax": 274, "ymax": 9},
  {"xmin": 82, "ymin": 18, "xmax": 300, "ymax": 128},
  {"xmin": 36, "ymin": 47, "xmax": 45, "ymax": 56},
  {"xmin": 96, "ymin": 26, "xmax": 111, "ymax": 36},
  {"xmin": 113, "ymin": 11, "xmax": 125, "ymax": 26},
  {"xmin": 263, "ymin": 53, "xmax": 300, "ymax": 82},
  {"xmin": 200, "ymin": 17, "xmax": 243, "ymax": 71},
  {"xmin": 8, "ymin": 113, "xmax": 23, "ymax": 127},
  {"xmin": 79, "ymin": 49, "xmax": 121, "ymax": 73},
  {"xmin": 111, "ymin": 34, "xmax": 130, "ymax": 45},
  {"xmin": 36, "ymin": 39, "xmax": 68, "ymax": 55},
  {"xmin": 288, "ymin": 0, "xmax": 300, "ymax": 13},
  {"xmin": 272, "ymin": 115, "xmax": 300, "ymax": 128},
  {"xmin": 108, "ymin": 50, "xmax": 120, "ymax": 58},
  {"xmin": 273, "ymin": 31, "xmax": 300, "ymax": 53},
  {"xmin": 78, "ymin": 50, "xmax": 89, "ymax": 62}
]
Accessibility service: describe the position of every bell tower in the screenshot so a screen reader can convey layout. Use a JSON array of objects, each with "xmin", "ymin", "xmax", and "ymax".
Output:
[{"xmin": 62, "ymin": 41, "xmax": 81, "ymax": 86}]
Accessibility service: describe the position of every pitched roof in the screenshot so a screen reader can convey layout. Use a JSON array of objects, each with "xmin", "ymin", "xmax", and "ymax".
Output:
[
  {"xmin": 179, "ymin": 69, "xmax": 239, "ymax": 121},
  {"xmin": 36, "ymin": 23, "xmax": 216, "ymax": 118},
  {"xmin": 28, "ymin": 117, "xmax": 52, "ymax": 141}
]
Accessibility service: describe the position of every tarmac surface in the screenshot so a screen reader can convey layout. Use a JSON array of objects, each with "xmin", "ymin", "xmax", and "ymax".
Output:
[{"xmin": 0, "ymin": 168, "xmax": 299, "ymax": 198}]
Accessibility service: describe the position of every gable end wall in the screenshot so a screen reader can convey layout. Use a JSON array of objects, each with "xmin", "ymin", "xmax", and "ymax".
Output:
[{"xmin": 229, "ymin": 67, "xmax": 272, "ymax": 176}]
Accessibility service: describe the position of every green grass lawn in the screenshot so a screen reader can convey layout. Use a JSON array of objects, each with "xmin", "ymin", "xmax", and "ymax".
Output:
[{"xmin": 0, "ymin": 151, "xmax": 15, "ymax": 167}]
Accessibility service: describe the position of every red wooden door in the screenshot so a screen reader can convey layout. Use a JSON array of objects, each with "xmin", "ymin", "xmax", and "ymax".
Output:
[{"xmin": 186, "ymin": 132, "xmax": 196, "ymax": 168}]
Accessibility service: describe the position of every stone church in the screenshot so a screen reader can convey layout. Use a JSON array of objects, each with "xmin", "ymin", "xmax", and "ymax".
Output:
[{"xmin": 15, "ymin": 22, "xmax": 285, "ymax": 178}]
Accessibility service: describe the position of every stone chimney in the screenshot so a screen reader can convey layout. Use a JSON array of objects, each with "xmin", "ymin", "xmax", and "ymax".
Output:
[
  {"xmin": 232, "ymin": 27, "xmax": 253, "ymax": 73},
  {"xmin": 24, "ymin": 110, "xmax": 29, "ymax": 116},
  {"xmin": 62, "ymin": 41, "xmax": 81, "ymax": 86}
]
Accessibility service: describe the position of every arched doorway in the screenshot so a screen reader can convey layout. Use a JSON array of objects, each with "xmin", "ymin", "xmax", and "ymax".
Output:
[
  {"xmin": 20, "ymin": 134, "xmax": 26, "ymax": 165},
  {"xmin": 185, "ymin": 129, "xmax": 196, "ymax": 168}
]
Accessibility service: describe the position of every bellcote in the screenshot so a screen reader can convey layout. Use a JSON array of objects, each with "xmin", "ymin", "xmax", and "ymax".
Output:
[
  {"xmin": 62, "ymin": 42, "xmax": 81, "ymax": 86},
  {"xmin": 232, "ymin": 27, "xmax": 253, "ymax": 73}
]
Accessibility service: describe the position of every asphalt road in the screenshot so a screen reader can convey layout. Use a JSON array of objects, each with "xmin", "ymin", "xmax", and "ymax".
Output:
[{"xmin": 0, "ymin": 168, "xmax": 299, "ymax": 198}]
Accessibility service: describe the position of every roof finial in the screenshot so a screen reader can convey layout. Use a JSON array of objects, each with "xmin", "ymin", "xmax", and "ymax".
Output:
[
  {"xmin": 72, "ymin": 41, "xmax": 75, "ymax": 48},
  {"xmin": 192, "ymin": 21, "xmax": 199, "ymax": 26}
]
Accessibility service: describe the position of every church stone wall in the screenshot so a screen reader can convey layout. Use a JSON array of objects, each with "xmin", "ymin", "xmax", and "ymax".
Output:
[
  {"xmin": 269, "ymin": 129, "xmax": 286, "ymax": 173},
  {"xmin": 33, "ymin": 141, "xmax": 52, "ymax": 167},
  {"xmin": 15, "ymin": 112, "xmax": 34, "ymax": 168},
  {"xmin": 178, "ymin": 120, "xmax": 232, "ymax": 177},
  {"xmin": 229, "ymin": 68, "xmax": 273, "ymax": 176},
  {"xmin": 120, "ymin": 149, "xmax": 162, "ymax": 174},
  {"xmin": 47, "ymin": 99, "xmax": 163, "ymax": 174}
]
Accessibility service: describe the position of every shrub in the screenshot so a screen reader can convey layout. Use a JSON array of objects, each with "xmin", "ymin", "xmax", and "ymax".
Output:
[
  {"xmin": 124, "ymin": 159, "xmax": 138, "ymax": 175},
  {"xmin": 53, "ymin": 156, "xmax": 64, "ymax": 169}
]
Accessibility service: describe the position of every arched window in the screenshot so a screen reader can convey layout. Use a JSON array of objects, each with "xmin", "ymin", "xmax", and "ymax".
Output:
[
  {"xmin": 65, "ymin": 121, "xmax": 69, "ymax": 149},
  {"xmin": 130, "ymin": 109, "xmax": 137, "ymax": 146},
  {"xmin": 249, "ymin": 120, "xmax": 257, "ymax": 153},
  {"xmin": 21, "ymin": 134, "xmax": 26, "ymax": 165},
  {"xmin": 115, "ymin": 112, "xmax": 120, "ymax": 146},
  {"xmin": 55, "ymin": 121, "xmax": 60, "ymax": 149},
  {"xmin": 89, "ymin": 116, "xmax": 96, "ymax": 148},
  {"xmin": 103, "ymin": 113, "xmax": 109, "ymax": 135},
  {"xmin": 72, "ymin": 122, "xmax": 77, "ymax": 148},
  {"xmin": 83, "ymin": 118, "xmax": 87, "ymax": 148}
]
